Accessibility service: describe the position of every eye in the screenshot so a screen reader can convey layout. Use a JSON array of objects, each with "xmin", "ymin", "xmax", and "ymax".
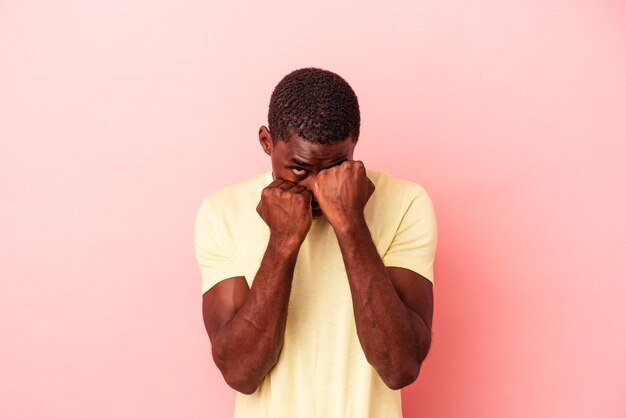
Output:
[{"xmin": 291, "ymin": 167, "xmax": 308, "ymax": 177}]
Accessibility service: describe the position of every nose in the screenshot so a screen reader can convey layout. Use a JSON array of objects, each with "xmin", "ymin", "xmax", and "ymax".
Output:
[{"xmin": 299, "ymin": 174, "xmax": 317, "ymax": 199}]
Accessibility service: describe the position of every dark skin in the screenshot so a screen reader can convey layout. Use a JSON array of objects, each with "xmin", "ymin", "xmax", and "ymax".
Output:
[{"xmin": 202, "ymin": 126, "xmax": 434, "ymax": 394}]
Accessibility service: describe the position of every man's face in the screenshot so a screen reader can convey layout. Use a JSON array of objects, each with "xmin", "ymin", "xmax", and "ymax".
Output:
[{"xmin": 259, "ymin": 126, "xmax": 357, "ymax": 218}]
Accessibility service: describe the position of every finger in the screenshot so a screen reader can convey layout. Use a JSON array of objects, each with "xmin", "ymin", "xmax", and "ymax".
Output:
[
  {"xmin": 352, "ymin": 161, "xmax": 366, "ymax": 173},
  {"xmin": 367, "ymin": 178, "xmax": 375, "ymax": 197},
  {"xmin": 267, "ymin": 179, "xmax": 285, "ymax": 188},
  {"xmin": 301, "ymin": 189, "xmax": 313, "ymax": 203},
  {"xmin": 288, "ymin": 184, "xmax": 306, "ymax": 193},
  {"xmin": 277, "ymin": 181, "xmax": 296, "ymax": 190}
]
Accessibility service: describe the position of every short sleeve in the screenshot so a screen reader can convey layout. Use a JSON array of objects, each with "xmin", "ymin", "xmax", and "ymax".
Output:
[
  {"xmin": 382, "ymin": 185, "xmax": 438, "ymax": 283},
  {"xmin": 194, "ymin": 198, "xmax": 245, "ymax": 295}
]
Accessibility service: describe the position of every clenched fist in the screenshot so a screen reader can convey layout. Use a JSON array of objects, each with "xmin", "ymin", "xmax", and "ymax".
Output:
[
  {"xmin": 314, "ymin": 160, "xmax": 375, "ymax": 230},
  {"xmin": 257, "ymin": 179, "xmax": 314, "ymax": 245}
]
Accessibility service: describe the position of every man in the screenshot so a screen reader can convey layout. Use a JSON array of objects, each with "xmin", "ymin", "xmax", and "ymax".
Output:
[{"xmin": 194, "ymin": 67, "xmax": 437, "ymax": 418}]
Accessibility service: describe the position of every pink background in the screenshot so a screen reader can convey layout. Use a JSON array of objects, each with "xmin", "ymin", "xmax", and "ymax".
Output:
[{"xmin": 1, "ymin": 1, "xmax": 625, "ymax": 417}]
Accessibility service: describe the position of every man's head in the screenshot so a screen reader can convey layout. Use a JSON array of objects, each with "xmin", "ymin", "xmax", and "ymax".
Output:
[
  {"xmin": 266, "ymin": 67, "xmax": 360, "ymax": 144},
  {"xmin": 259, "ymin": 68, "xmax": 361, "ymax": 216}
]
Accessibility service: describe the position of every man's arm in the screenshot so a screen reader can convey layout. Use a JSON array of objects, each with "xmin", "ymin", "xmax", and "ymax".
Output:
[
  {"xmin": 335, "ymin": 223, "xmax": 433, "ymax": 389},
  {"xmin": 201, "ymin": 179, "xmax": 312, "ymax": 394},
  {"xmin": 202, "ymin": 237, "xmax": 300, "ymax": 394},
  {"xmin": 315, "ymin": 161, "xmax": 434, "ymax": 390}
]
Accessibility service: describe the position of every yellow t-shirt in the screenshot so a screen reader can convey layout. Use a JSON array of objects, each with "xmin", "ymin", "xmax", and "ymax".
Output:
[{"xmin": 194, "ymin": 169, "xmax": 437, "ymax": 418}]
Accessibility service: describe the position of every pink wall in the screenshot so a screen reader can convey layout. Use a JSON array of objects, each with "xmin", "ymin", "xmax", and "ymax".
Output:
[{"xmin": 1, "ymin": 1, "xmax": 625, "ymax": 417}]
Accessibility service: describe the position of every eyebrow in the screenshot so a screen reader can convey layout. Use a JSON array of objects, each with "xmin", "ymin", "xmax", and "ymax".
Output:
[
  {"xmin": 291, "ymin": 156, "xmax": 348, "ymax": 168},
  {"xmin": 292, "ymin": 159, "xmax": 312, "ymax": 167},
  {"xmin": 328, "ymin": 156, "xmax": 348, "ymax": 166}
]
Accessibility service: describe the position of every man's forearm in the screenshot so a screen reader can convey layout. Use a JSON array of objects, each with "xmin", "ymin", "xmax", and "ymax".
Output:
[
  {"xmin": 212, "ymin": 234, "xmax": 301, "ymax": 394},
  {"xmin": 334, "ymin": 219, "xmax": 431, "ymax": 390}
]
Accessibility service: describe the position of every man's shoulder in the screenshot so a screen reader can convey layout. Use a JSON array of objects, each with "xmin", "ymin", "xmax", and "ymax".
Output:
[
  {"xmin": 366, "ymin": 168, "xmax": 428, "ymax": 203},
  {"xmin": 196, "ymin": 172, "xmax": 272, "ymax": 229},
  {"xmin": 203, "ymin": 171, "xmax": 272, "ymax": 208},
  {"xmin": 364, "ymin": 168, "xmax": 434, "ymax": 226}
]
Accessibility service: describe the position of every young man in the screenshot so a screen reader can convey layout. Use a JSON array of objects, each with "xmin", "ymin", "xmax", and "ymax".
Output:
[{"xmin": 194, "ymin": 68, "xmax": 437, "ymax": 418}]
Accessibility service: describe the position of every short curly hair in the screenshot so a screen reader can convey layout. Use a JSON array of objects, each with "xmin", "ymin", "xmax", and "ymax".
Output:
[{"xmin": 268, "ymin": 67, "xmax": 360, "ymax": 144}]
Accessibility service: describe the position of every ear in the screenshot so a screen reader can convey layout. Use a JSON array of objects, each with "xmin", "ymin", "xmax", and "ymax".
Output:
[
  {"xmin": 346, "ymin": 135, "xmax": 357, "ymax": 160},
  {"xmin": 259, "ymin": 126, "xmax": 273, "ymax": 156}
]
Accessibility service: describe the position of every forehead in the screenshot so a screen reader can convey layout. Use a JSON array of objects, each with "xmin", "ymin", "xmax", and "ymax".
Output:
[{"xmin": 274, "ymin": 136, "xmax": 355, "ymax": 164}]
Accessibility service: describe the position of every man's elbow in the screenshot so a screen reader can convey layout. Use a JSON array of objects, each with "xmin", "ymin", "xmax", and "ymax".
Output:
[
  {"xmin": 378, "ymin": 337, "xmax": 431, "ymax": 390},
  {"xmin": 380, "ymin": 359, "xmax": 423, "ymax": 390},
  {"xmin": 214, "ymin": 356, "xmax": 264, "ymax": 395},
  {"xmin": 223, "ymin": 371, "xmax": 261, "ymax": 395},
  {"xmin": 212, "ymin": 345, "xmax": 275, "ymax": 395}
]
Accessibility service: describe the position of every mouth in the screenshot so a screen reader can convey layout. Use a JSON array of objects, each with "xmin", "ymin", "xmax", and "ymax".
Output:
[{"xmin": 311, "ymin": 200, "xmax": 322, "ymax": 217}]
